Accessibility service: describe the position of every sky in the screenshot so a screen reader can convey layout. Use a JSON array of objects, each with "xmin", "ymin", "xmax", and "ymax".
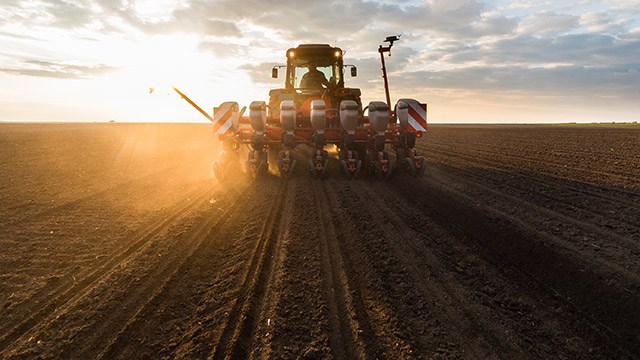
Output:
[{"xmin": 0, "ymin": 0, "xmax": 639, "ymax": 123}]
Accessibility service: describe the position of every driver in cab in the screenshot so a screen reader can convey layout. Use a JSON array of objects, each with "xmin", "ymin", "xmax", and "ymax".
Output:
[{"xmin": 300, "ymin": 64, "xmax": 330, "ymax": 90}]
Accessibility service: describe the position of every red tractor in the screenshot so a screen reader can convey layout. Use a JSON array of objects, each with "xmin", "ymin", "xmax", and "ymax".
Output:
[{"xmin": 175, "ymin": 36, "xmax": 427, "ymax": 180}]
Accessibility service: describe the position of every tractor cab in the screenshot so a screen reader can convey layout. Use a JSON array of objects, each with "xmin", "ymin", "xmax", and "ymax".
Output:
[
  {"xmin": 285, "ymin": 44, "xmax": 343, "ymax": 95},
  {"xmin": 270, "ymin": 44, "xmax": 361, "ymax": 119}
]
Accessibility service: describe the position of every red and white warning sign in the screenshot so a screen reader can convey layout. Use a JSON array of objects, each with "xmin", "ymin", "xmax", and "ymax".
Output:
[
  {"xmin": 212, "ymin": 102, "xmax": 238, "ymax": 135},
  {"xmin": 406, "ymin": 100, "xmax": 427, "ymax": 132}
]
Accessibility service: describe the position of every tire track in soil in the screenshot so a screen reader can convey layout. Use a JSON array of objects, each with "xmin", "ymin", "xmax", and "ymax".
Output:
[
  {"xmin": 423, "ymin": 136, "xmax": 640, "ymax": 189},
  {"xmin": 0, "ymin": 183, "xmax": 214, "ymax": 355},
  {"xmin": 428, "ymin": 160, "xmax": 640, "ymax": 254},
  {"xmin": 425, "ymin": 163, "xmax": 640, "ymax": 278},
  {"xmin": 247, "ymin": 177, "xmax": 332, "ymax": 359},
  {"xmin": 349, "ymin": 180, "xmax": 524, "ymax": 358},
  {"xmin": 243, "ymin": 178, "xmax": 297, "ymax": 359},
  {"xmin": 422, "ymin": 146, "xmax": 640, "ymax": 283},
  {"xmin": 0, "ymin": 169, "xmax": 210, "ymax": 335},
  {"xmin": 312, "ymin": 179, "xmax": 370, "ymax": 359},
  {"xmin": 424, "ymin": 144, "xmax": 640, "ymax": 207},
  {"xmin": 324, "ymin": 178, "xmax": 452, "ymax": 358},
  {"xmin": 390, "ymin": 173, "xmax": 640, "ymax": 356},
  {"xmin": 210, "ymin": 179, "xmax": 289, "ymax": 359},
  {"xmin": 0, "ymin": 163, "xmax": 186, "ymax": 230},
  {"xmin": 257, "ymin": 176, "xmax": 384, "ymax": 359},
  {"xmin": 424, "ymin": 162, "xmax": 640, "ymax": 281},
  {"xmin": 422, "ymin": 136, "xmax": 640, "ymax": 256},
  {"xmin": 94, "ymin": 182, "xmax": 253, "ymax": 359},
  {"xmin": 425, "ymin": 142, "xmax": 640, "ymax": 219},
  {"xmin": 248, "ymin": 176, "xmax": 334, "ymax": 359},
  {"xmin": 97, "ymin": 178, "xmax": 280, "ymax": 359},
  {"xmin": 363, "ymin": 180, "xmax": 630, "ymax": 358}
]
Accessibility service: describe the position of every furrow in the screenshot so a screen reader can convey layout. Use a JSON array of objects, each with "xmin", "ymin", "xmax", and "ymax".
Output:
[
  {"xmin": 0, "ymin": 185, "xmax": 212, "ymax": 354},
  {"xmin": 312, "ymin": 180, "xmax": 360, "ymax": 359},
  {"xmin": 210, "ymin": 180, "xmax": 288, "ymax": 359},
  {"xmin": 93, "ymin": 191, "xmax": 244, "ymax": 359}
]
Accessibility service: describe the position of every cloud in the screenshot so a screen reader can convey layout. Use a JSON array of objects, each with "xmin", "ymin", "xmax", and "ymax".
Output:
[
  {"xmin": 393, "ymin": 64, "xmax": 640, "ymax": 100},
  {"xmin": 0, "ymin": 60, "xmax": 118, "ymax": 79},
  {"xmin": 46, "ymin": 1, "xmax": 95, "ymax": 28},
  {"xmin": 190, "ymin": 0, "xmax": 638, "ymax": 109},
  {"xmin": 137, "ymin": 9, "xmax": 242, "ymax": 36},
  {"xmin": 205, "ymin": 0, "xmax": 377, "ymax": 41},
  {"xmin": 161, "ymin": 0, "xmax": 518, "ymax": 42},
  {"xmin": 440, "ymin": 32, "xmax": 640, "ymax": 67},
  {"xmin": 0, "ymin": 1, "xmax": 96, "ymax": 29},
  {"xmin": 1, "ymin": 0, "xmax": 639, "ymax": 122},
  {"xmin": 379, "ymin": 1, "xmax": 518, "ymax": 38},
  {"xmin": 1, "ymin": 0, "xmax": 242, "ymax": 37},
  {"xmin": 239, "ymin": 61, "xmax": 280, "ymax": 85},
  {"xmin": 0, "ymin": 31, "xmax": 46, "ymax": 41},
  {"xmin": 579, "ymin": 11, "xmax": 627, "ymax": 33},
  {"xmin": 518, "ymin": 11, "xmax": 580, "ymax": 34},
  {"xmin": 198, "ymin": 40, "xmax": 248, "ymax": 57}
]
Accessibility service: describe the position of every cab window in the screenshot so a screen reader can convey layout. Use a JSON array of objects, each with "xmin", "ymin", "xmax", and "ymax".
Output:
[{"xmin": 289, "ymin": 59, "xmax": 339, "ymax": 90}]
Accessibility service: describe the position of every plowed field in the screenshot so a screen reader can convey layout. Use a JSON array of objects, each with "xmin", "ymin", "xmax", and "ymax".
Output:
[{"xmin": 1, "ymin": 123, "xmax": 638, "ymax": 359}]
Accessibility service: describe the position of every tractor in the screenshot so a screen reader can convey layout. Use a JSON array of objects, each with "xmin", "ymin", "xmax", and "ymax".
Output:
[{"xmin": 174, "ymin": 36, "xmax": 427, "ymax": 180}]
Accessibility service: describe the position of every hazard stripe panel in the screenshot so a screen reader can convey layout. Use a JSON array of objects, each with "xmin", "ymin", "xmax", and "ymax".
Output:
[
  {"xmin": 407, "ymin": 103, "xmax": 427, "ymax": 132},
  {"xmin": 213, "ymin": 102, "xmax": 238, "ymax": 135},
  {"xmin": 398, "ymin": 98, "xmax": 427, "ymax": 132}
]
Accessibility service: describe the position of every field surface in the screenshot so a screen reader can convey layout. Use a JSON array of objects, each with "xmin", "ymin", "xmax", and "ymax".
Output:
[{"xmin": 0, "ymin": 123, "xmax": 638, "ymax": 359}]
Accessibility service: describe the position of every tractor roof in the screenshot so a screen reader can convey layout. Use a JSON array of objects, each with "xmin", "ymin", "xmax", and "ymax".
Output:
[
  {"xmin": 289, "ymin": 44, "xmax": 342, "ymax": 57},
  {"xmin": 296, "ymin": 44, "xmax": 332, "ymax": 49}
]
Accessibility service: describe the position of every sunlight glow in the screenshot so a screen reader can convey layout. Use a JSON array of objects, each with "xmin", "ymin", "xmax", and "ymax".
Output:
[
  {"xmin": 86, "ymin": 33, "xmax": 267, "ymax": 122},
  {"xmin": 134, "ymin": 0, "xmax": 181, "ymax": 22},
  {"xmin": 1, "ymin": 1, "xmax": 638, "ymax": 123}
]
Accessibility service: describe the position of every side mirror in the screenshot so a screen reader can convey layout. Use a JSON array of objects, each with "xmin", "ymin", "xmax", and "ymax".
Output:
[
  {"xmin": 350, "ymin": 67, "xmax": 357, "ymax": 77},
  {"xmin": 272, "ymin": 67, "xmax": 278, "ymax": 78}
]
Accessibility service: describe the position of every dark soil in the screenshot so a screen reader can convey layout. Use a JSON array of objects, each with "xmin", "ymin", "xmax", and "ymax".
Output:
[{"xmin": 1, "ymin": 123, "xmax": 638, "ymax": 359}]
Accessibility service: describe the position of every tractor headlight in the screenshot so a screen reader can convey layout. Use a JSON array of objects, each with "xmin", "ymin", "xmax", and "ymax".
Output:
[
  {"xmin": 334, "ymin": 50, "xmax": 342, "ymax": 58},
  {"xmin": 288, "ymin": 50, "xmax": 295, "ymax": 58}
]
